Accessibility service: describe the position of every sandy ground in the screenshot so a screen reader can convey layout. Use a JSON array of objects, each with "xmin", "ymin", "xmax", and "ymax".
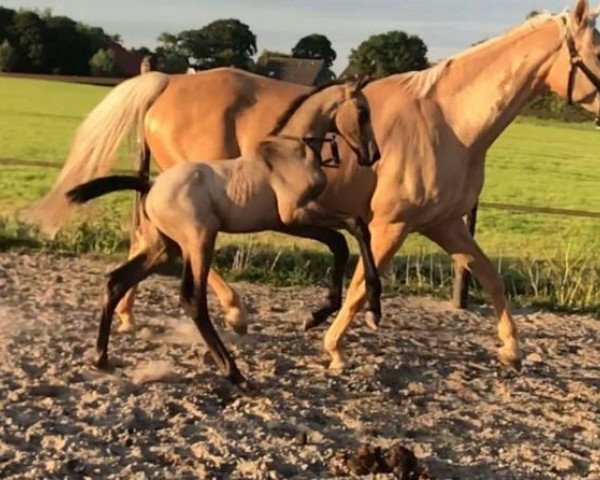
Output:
[{"xmin": 0, "ymin": 251, "xmax": 599, "ymax": 479}]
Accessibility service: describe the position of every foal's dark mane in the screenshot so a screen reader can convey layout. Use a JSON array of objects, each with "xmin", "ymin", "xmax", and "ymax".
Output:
[{"xmin": 269, "ymin": 79, "xmax": 348, "ymax": 136}]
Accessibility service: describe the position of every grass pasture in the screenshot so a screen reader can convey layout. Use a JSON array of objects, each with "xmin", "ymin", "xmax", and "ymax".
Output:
[{"xmin": 3, "ymin": 76, "xmax": 600, "ymax": 311}]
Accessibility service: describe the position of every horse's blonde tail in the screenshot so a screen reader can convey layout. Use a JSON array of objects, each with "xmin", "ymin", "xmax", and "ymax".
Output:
[{"xmin": 22, "ymin": 71, "xmax": 170, "ymax": 235}]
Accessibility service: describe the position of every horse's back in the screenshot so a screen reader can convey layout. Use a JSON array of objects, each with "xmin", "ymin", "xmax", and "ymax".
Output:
[{"xmin": 145, "ymin": 68, "xmax": 310, "ymax": 168}]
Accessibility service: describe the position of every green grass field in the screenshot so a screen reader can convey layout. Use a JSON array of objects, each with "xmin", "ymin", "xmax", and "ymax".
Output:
[{"xmin": 3, "ymin": 76, "xmax": 600, "ymax": 310}]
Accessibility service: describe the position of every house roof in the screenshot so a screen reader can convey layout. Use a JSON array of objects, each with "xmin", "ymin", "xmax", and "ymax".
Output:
[{"xmin": 262, "ymin": 57, "xmax": 326, "ymax": 86}]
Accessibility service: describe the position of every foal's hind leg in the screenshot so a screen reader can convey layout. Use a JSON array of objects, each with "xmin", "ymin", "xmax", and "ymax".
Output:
[
  {"xmin": 116, "ymin": 227, "xmax": 250, "ymax": 335},
  {"xmin": 114, "ymin": 222, "xmax": 146, "ymax": 332},
  {"xmin": 279, "ymin": 225, "xmax": 350, "ymax": 330},
  {"xmin": 422, "ymin": 217, "xmax": 522, "ymax": 370},
  {"xmin": 186, "ymin": 232, "xmax": 248, "ymax": 387},
  {"xmin": 95, "ymin": 246, "xmax": 169, "ymax": 369}
]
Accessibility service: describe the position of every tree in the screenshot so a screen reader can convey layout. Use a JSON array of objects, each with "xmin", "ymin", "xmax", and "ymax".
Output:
[
  {"xmin": 44, "ymin": 15, "xmax": 91, "ymax": 74},
  {"xmin": 0, "ymin": 39, "xmax": 18, "ymax": 71},
  {"xmin": 89, "ymin": 48, "xmax": 116, "ymax": 76},
  {"xmin": 161, "ymin": 19, "xmax": 257, "ymax": 70},
  {"xmin": 12, "ymin": 10, "xmax": 48, "ymax": 72},
  {"xmin": 292, "ymin": 34, "xmax": 336, "ymax": 68},
  {"xmin": 199, "ymin": 19, "xmax": 256, "ymax": 69},
  {"xmin": 347, "ymin": 31, "xmax": 428, "ymax": 79}
]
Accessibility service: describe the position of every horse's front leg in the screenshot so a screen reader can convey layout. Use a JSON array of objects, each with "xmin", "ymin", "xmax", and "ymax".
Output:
[
  {"xmin": 324, "ymin": 221, "xmax": 409, "ymax": 370},
  {"xmin": 422, "ymin": 217, "xmax": 522, "ymax": 370},
  {"xmin": 286, "ymin": 202, "xmax": 382, "ymax": 330}
]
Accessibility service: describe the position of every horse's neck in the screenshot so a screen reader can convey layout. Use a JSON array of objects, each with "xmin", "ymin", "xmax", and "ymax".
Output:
[
  {"xmin": 432, "ymin": 17, "xmax": 563, "ymax": 152},
  {"xmin": 279, "ymin": 91, "xmax": 340, "ymax": 138}
]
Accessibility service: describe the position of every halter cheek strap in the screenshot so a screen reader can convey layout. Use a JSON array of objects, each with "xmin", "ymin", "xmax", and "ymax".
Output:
[
  {"xmin": 301, "ymin": 133, "xmax": 341, "ymax": 167},
  {"xmin": 561, "ymin": 16, "xmax": 600, "ymax": 117}
]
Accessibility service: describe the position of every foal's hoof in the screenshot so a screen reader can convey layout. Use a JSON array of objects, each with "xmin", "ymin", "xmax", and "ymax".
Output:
[
  {"xmin": 303, "ymin": 309, "xmax": 330, "ymax": 331},
  {"xmin": 237, "ymin": 380, "xmax": 260, "ymax": 397},
  {"xmin": 498, "ymin": 346, "xmax": 522, "ymax": 372},
  {"xmin": 365, "ymin": 311, "xmax": 380, "ymax": 331},
  {"xmin": 91, "ymin": 353, "xmax": 111, "ymax": 371}
]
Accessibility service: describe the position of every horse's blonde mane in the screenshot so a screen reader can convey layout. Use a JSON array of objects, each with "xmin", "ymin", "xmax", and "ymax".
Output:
[{"xmin": 393, "ymin": 10, "xmax": 564, "ymax": 98}]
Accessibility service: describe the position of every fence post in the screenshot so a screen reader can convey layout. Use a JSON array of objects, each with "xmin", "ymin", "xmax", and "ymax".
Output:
[{"xmin": 452, "ymin": 202, "xmax": 479, "ymax": 309}]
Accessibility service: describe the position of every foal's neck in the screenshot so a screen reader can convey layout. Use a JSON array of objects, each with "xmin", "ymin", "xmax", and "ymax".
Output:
[
  {"xmin": 278, "ymin": 88, "xmax": 344, "ymax": 139},
  {"xmin": 432, "ymin": 16, "xmax": 563, "ymax": 153}
]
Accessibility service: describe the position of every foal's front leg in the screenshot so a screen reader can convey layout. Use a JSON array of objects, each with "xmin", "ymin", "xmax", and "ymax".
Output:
[
  {"xmin": 278, "ymin": 224, "xmax": 350, "ymax": 330},
  {"xmin": 185, "ymin": 234, "xmax": 250, "ymax": 389}
]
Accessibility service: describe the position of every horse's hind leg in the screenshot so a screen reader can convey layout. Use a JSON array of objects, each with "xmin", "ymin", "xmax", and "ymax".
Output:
[
  {"xmin": 279, "ymin": 225, "xmax": 350, "ymax": 330},
  {"xmin": 187, "ymin": 232, "xmax": 248, "ymax": 387},
  {"xmin": 422, "ymin": 217, "xmax": 522, "ymax": 370},
  {"xmin": 95, "ymin": 245, "xmax": 169, "ymax": 369}
]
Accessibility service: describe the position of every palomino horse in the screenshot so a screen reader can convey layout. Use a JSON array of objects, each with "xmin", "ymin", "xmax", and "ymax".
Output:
[
  {"xmin": 26, "ymin": 0, "xmax": 600, "ymax": 370},
  {"xmin": 65, "ymin": 82, "xmax": 380, "ymax": 386}
]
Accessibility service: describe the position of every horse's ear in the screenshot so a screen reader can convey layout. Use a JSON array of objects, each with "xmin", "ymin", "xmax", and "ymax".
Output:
[{"xmin": 573, "ymin": 0, "xmax": 590, "ymax": 28}]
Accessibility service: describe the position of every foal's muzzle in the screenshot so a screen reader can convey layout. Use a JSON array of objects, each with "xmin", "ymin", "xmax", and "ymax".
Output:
[{"xmin": 356, "ymin": 139, "xmax": 381, "ymax": 167}]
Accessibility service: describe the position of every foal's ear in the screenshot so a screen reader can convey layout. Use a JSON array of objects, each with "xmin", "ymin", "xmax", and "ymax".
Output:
[{"xmin": 573, "ymin": 0, "xmax": 591, "ymax": 28}]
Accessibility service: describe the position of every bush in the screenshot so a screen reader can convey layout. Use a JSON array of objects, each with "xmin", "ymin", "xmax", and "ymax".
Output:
[
  {"xmin": 0, "ymin": 40, "xmax": 18, "ymax": 71},
  {"xmin": 89, "ymin": 48, "xmax": 117, "ymax": 76}
]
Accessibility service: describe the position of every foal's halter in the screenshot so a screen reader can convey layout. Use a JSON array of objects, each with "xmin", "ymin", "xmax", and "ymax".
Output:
[
  {"xmin": 561, "ymin": 16, "xmax": 600, "ymax": 125},
  {"xmin": 302, "ymin": 133, "xmax": 341, "ymax": 167}
]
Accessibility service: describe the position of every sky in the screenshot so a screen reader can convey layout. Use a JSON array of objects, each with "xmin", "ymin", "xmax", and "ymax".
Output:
[{"xmin": 3, "ymin": 0, "xmax": 576, "ymax": 73}]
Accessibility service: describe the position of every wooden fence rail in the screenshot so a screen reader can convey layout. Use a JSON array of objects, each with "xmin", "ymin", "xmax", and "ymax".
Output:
[
  {"xmin": 3, "ymin": 157, "xmax": 599, "ymax": 308},
  {"xmin": 454, "ymin": 200, "xmax": 600, "ymax": 308}
]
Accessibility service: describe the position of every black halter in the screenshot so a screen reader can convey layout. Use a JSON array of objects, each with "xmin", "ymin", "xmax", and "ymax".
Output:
[
  {"xmin": 301, "ymin": 133, "xmax": 341, "ymax": 167},
  {"xmin": 562, "ymin": 17, "xmax": 600, "ymax": 125}
]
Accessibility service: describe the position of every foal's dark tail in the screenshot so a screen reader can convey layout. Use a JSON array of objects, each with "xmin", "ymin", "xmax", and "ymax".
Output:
[{"xmin": 66, "ymin": 175, "xmax": 152, "ymax": 205}]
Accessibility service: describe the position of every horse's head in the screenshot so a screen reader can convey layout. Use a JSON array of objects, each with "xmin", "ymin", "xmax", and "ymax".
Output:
[
  {"xmin": 545, "ymin": 0, "xmax": 600, "ymax": 115},
  {"xmin": 329, "ymin": 79, "xmax": 380, "ymax": 167}
]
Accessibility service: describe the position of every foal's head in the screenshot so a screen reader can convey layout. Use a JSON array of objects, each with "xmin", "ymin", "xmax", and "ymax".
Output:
[
  {"xmin": 330, "ymin": 80, "xmax": 380, "ymax": 167},
  {"xmin": 268, "ymin": 80, "xmax": 380, "ymax": 168}
]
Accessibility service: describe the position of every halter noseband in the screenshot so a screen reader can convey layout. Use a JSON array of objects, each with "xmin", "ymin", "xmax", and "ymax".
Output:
[{"xmin": 561, "ymin": 16, "xmax": 600, "ymax": 125}]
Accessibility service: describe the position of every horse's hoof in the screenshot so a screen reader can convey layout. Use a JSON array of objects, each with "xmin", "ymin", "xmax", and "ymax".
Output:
[
  {"xmin": 498, "ymin": 346, "xmax": 522, "ymax": 372},
  {"xmin": 117, "ymin": 322, "xmax": 136, "ymax": 334},
  {"xmin": 365, "ymin": 311, "xmax": 380, "ymax": 331},
  {"xmin": 225, "ymin": 307, "xmax": 250, "ymax": 336},
  {"xmin": 328, "ymin": 355, "xmax": 346, "ymax": 372}
]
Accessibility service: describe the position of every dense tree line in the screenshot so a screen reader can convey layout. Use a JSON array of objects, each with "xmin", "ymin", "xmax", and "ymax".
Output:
[
  {"xmin": 0, "ymin": 7, "xmax": 430, "ymax": 80},
  {"xmin": 0, "ymin": 7, "xmax": 122, "ymax": 75}
]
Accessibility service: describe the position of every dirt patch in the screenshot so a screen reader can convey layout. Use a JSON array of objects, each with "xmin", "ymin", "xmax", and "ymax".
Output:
[{"xmin": 0, "ymin": 251, "xmax": 599, "ymax": 479}]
